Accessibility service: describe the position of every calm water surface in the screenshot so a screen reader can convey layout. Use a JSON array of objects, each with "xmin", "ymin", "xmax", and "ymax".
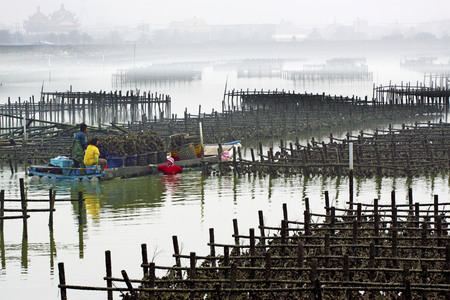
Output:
[
  {"xmin": 0, "ymin": 43, "xmax": 449, "ymax": 299},
  {"xmin": 1, "ymin": 165, "xmax": 449, "ymax": 299}
]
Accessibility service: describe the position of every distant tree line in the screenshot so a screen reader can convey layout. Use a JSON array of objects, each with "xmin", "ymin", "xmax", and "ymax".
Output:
[
  {"xmin": 0, "ymin": 30, "xmax": 93, "ymax": 45},
  {"xmin": 0, "ymin": 28, "xmax": 449, "ymax": 46}
]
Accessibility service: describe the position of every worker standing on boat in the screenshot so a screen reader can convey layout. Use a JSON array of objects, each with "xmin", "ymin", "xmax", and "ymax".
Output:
[
  {"xmin": 84, "ymin": 138, "xmax": 108, "ymax": 171},
  {"xmin": 72, "ymin": 123, "xmax": 87, "ymax": 168},
  {"xmin": 156, "ymin": 157, "xmax": 183, "ymax": 175}
]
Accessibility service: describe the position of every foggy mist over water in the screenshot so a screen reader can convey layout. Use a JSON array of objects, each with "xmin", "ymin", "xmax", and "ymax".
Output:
[
  {"xmin": 0, "ymin": 40, "xmax": 449, "ymax": 117},
  {"xmin": 0, "ymin": 0, "xmax": 449, "ymax": 117}
]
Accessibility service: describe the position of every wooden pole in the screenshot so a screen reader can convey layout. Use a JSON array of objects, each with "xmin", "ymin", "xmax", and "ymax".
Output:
[
  {"xmin": 105, "ymin": 250, "xmax": 113, "ymax": 300},
  {"xmin": 121, "ymin": 270, "xmax": 135, "ymax": 297},
  {"xmin": 58, "ymin": 262, "xmax": 67, "ymax": 300},
  {"xmin": 172, "ymin": 235, "xmax": 182, "ymax": 278},
  {"xmin": 141, "ymin": 243, "xmax": 148, "ymax": 276},
  {"xmin": 258, "ymin": 210, "xmax": 266, "ymax": 250},
  {"xmin": 20, "ymin": 178, "xmax": 27, "ymax": 239},
  {"xmin": 49, "ymin": 189, "xmax": 55, "ymax": 231},
  {"xmin": 189, "ymin": 252, "xmax": 196, "ymax": 300},
  {"xmin": 0, "ymin": 190, "xmax": 4, "ymax": 233},
  {"xmin": 209, "ymin": 228, "xmax": 216, "ymax": 267},
  {"xmin": 233, "ymin": 219, "xmax": 240, "ymax": 255}
]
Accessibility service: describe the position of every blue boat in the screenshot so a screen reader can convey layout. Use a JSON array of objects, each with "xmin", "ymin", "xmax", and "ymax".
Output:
[{"xmin": 28, "ymin": 156, "xmax": 155, "ymax": 181}]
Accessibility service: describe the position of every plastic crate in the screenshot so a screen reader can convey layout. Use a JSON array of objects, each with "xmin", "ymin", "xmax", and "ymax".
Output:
[
  {"xmin": 50, "ymin": 158, "xmax": 73, "ymax": 168},
  {"xmin": 107, "ymin": 157, "xmax": 123, "ymax": 168}
]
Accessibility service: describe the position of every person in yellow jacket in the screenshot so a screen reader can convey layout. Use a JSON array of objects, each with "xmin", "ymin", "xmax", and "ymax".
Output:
[{"xmin": 84, "ymin": 138, "xmax": 107, "ymax": 170}]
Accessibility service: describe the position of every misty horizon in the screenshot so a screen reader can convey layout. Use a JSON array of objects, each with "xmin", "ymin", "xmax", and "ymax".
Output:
[{"xmin": 3, "ymin": 0, "xmax": 450, "ymax": 31}]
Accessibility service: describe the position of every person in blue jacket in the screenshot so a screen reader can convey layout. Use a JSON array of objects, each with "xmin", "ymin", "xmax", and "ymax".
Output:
[{"xmin": 72, "ymin": 123, "xmax": 87, "ymax": 168}]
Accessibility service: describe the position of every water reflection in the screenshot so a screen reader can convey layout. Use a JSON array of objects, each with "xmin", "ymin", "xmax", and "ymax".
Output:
[
  {"xmin": 200, "ymin": 176, "xmax": 205, "ymax": 221},
  {"xmin": 78, "ymin": 223, "xmax": 84, "ymax": 259},
  {"xmin": 67, "ymin": 176, "xmax": 165, "ymax": 212},
  {"xmin": 301, "ymin": 175, "xmax": 309, "ymax": 200},
  {"xmin": 375, "ymin": 176, "xmax": 382, "ymax": 200},
  {"xmin": 391, "ymin": 177, "xmax": 397, "ymax": 193},
  {"xmin": 0, "ymin": 232, "xmax": 5, "ymax": 269},
  {"xmin": 21, "ymin": 237, "xmax": 27, "ymax": 270},
  {"xmin": 159, "ymin": 174, "xmax": 184, "ymax": 199},
  {"xmin": 49, "ymin": 231, "xmax": 56, "ymax": 273},
  {"xmin": 334, "ymin": 176, "xmax": 341, "ymax": 206},
  {"xmin": 0, "ymin": 170, "xmax": 449, "ymax": 300}
]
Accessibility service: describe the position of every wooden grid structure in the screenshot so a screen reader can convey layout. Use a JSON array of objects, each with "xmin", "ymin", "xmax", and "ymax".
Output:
[
  {"xmin": 0, "ymin": 89, "xmax": 444, "ymax": 166},
  {"xmin": 126, "ymin": 89, "xmax": 442, "ymax": 142},
  {"xmin": 111, "ymin": 63, "xmax": 203, "ymax": 88},
  {"xmin": 213, "ymin": 121, "xmax": 450, "ymax": 178},
  {"xmin": 0, "ymin": 89, "xmax": 171, "ymax": 135},
  {"xmin": 373, "ymin": 83, "xmax": 450, "ymax": 107},
  {"xmin": 57, "ymin": 190, "xmax": 450, "ymax": 299},
  {"xmin": 0, "ymin": 178, "xmax": 86, "ymax": 237},
  {"xmin": 423, "ymin": 74, "xmax": 450, "ymax": 90}
]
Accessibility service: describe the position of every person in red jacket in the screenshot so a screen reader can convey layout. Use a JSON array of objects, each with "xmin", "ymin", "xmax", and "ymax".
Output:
[{"xmin": 157, "ymin": 157, "xmax": 183, "ymax": 175}]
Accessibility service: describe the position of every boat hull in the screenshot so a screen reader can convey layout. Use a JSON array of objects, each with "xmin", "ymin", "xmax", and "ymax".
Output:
[{"xmin": 28, "ymin": 165, "xmax": 156, "ymax": 181}]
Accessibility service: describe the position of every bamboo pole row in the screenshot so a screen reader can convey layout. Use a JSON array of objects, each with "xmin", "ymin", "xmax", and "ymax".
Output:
[
  {"xmin": 0, "ymin": 179, "xmax": 85, "ymax": 234},
  {"xmin": 56, "ymin": 189, "xmax": 449, "ymax": 299},
  {"xmin": 0, "ymin": 89, "xmax": 171, "ymax": 134},
  {"xmin": 211, "ymin": 121, "xmax": 450, "ymax": 177},
  {"xmin": 0, "ymin": 89, "xmax": 445, "ymax": 165}
]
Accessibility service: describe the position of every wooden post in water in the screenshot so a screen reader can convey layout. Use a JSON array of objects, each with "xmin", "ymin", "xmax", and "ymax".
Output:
[
  {"xmin": 324, "ymin": 191, "xmax": 330, "ymax": 218},
  {"xmin": 141, "ymin": 244, "xmax": 149, "ymax": 276},
  {"xmin": 20, "ymin": 178, "xmax": 28, "ymax": 239},
  {"xmin": 0, "ymin": 190, "xmax": 4, "ymax": 233},
  {"xmin": 189, "ymin": 252, "xmax": 196, "ymax": 300},
  {"xmin": 391, "ymin": 190, "xmax": 397, "ymax": 228},
  {"xmin": 105, "ymin": 250, "xmax": 113, "ymax": 300},
  {"xmin": 434, "ymin": 195, "xmax": 439, "ymax": 229},
  {"xmin": 258, "ymin": 210, "xmax": 266, "ymax": 250},
  {"xmin": 48, "ymin": 189, "xmax": 55, "ymax": 231},
  {"xmin": 348, "ymin": 142, "xmax": 354, "ymax": 213},
  {"xmin": 172, "ymin": 235, "xmax": 182, "ymax": 278},
  {"xmin": 121, "ymin": 270, "xmax": 135, "ymax": 298},
  {"xmin": 233, "ymin": 219, "xmax": 240, "ymax": 255},
  {"xmin": 209, "ymin": 228, "xmax": 216, "ymax": 267},
  {"xmin": 148, "ymin": 262, "xmax": 156, "ymax": 300},
  {"xmin": 259, "ymin": 142, "xmax": 264, "ymax": 162},
  {"xmin": 374, "ymin": 198, "xmax": 379, "ymax": 256},
  {"xmin": 58, "ymin": 262, "xmax": 67, "ymax": 300}
]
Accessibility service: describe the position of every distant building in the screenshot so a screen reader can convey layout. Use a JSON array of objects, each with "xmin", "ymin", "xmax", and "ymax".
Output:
[
  {"xmin": 24, "ymin": 4, "xmax": 79, "ymax": 34},
  {"xmin": 23, "ymin": 7, "xmax": 50, "ymax": 33}
]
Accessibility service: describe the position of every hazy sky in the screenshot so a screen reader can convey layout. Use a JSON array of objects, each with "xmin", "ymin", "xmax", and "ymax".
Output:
[{"xmin": 3, "ymin": 0, "xmax": 450, "ymax": 30}]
